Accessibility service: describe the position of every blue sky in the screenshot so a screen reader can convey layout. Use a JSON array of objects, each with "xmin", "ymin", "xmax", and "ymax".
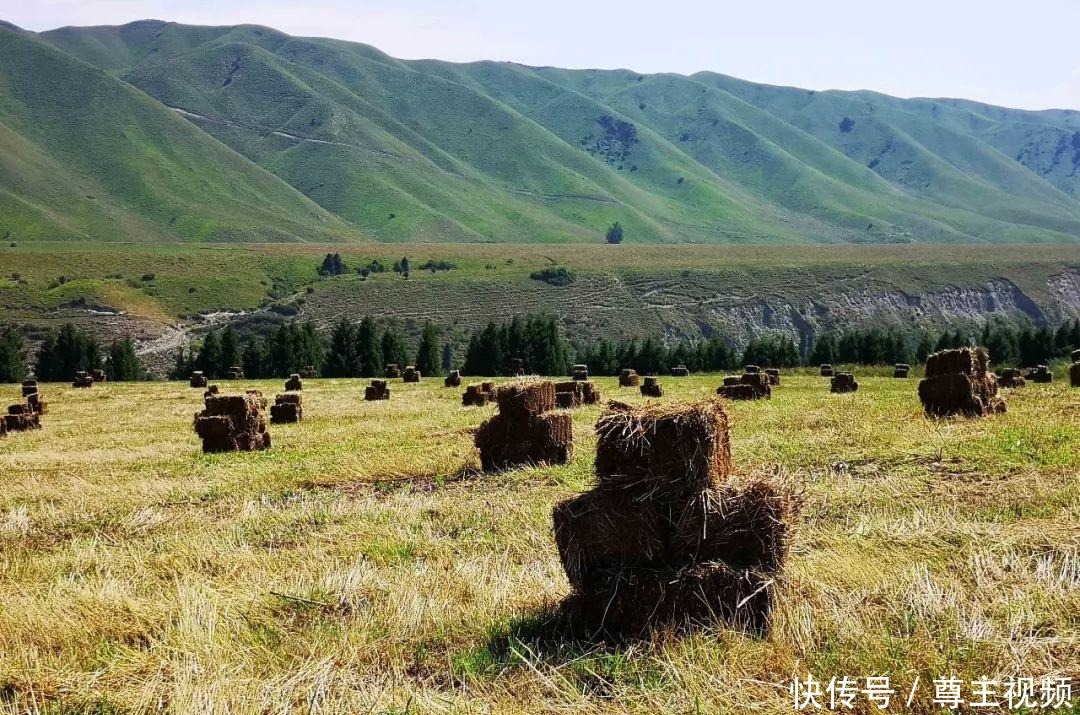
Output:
[{"xmin": 5, "ymin": 0, "xmax": 1079, "ymax": 110}]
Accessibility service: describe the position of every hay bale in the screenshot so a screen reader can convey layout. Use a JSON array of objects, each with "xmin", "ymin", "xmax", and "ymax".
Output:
[
  {"xmin": 270, "ymin": 393, "xmax": 302, "ymax": 424},
  {"xmin": 1026, "ymin": 365, "xmax": 1053, "ymax": 384},
  {"xmin": 284, "ymin": 374, "xmax": 303, "ymax": 391},
  {"xmin": 462, "ymin": 384, "xmax": 490, "ymax": 407},
  {"xmin": 618, "ymin": 369, "xmax": 641, "ymax": 387},
  {"xmin": 1072, "ymin": 349, "xmax": 1080, "ymax": 363},
  {"xmin": 580, "ymin": 381, "xmax": 602, "ymax": 405},
  {"xmin": 385, "ymin": 364, "xmax": 401, "ymax": 379},
  {"xmin": 475, "ymin": 411, "xmax": 573, "ymax": 471},
  {"xmin": 444, "ymin": 370, "xmax": 462, "ymax": 388},
  {"xmin": 717, "ymin": 383, "xmax": 764, "ymax": 400},
  {"xmin": 189, "ymin": 371, "xmax": 208, "ymax": 388},
  {"xmin": 21, "ymin": 380, "xmax": 38, "ymax": 398},
  {"xmin": 721, "ymin": 375, "xmax": 740, "ymax": 387},
  {"xmin": 919, "ymin": 348, "xmax": 1005, "ymax": 417},
  {"xmin": 671, "ymin": 365, "xmax": 690, "ymax": 377},
  {"xmin": 819, "ymin": 364, "xmax": 834, "ymax": 377},
  {"xmin": 300, "ymin": 365, "xmax": 318, "ymax": 379},
  {"xmin": 893, "ymin": 363, "xmax": 910, "ymax": 378},
  {"xmin": 572, "ymin": 364, "xmax": 589, "ymax": 381},
  {"xmin": 594, "ymin": 398, "xmax": 731, "ymax": 497},
  {"xmin": 555, "ymin": 380, "xmax": 585, "ymax": 408},
  {"xmin": 3, "ymin": 409, "xmax": 40, "ymax": 432},
  {"xmin": 494, "ymin": 379, "xmax": 556, "ymax": 418},
  {"xmin": 91, "ymin": 369, "xmax": 107, "ymax": 383},
  {"xmin": 639, "ymin": 376, "xmax": 663, "ymax": 398},
  {"xmin": 402, "ymin": 365, "xmax": 421, "ymax": 383},
  {"xmin": 1070, "ymin": 362, "xmax": 1080, "ymax": 387},
  {"xmin": 194, "ymin": 392, "xmax": 270, "ymax": 452},
  {"xmin": 717, "ymin": 372, "xmax": 771, "ymax": 400},
  {"xmin": 764, "ymin": 368, "xmax": 780, "ymax": 385},
  {"xmin": 365, "ymin": 379, "xmax": 391, "ymax": 401},
  {"xmin": 72, "ymin": 371, "xmax": 93, "ymax": 388},
  {"xmin": 830, "ymin": 372, "xmax": 859, "ymax": 394},
  {"xmin": 225, "ymin": 366, "xmax": 245, "ymax": 380},
  {"xmin": 997, "ymin": 368, "xmax": 1026, "ymax": 388},
  {"xmin": 743, "ymin": 365, "xmax": 760, "ymax": 374},
  {"xmin": 26, "ymin": 392, "xmax": 47, "ymax": 414}
]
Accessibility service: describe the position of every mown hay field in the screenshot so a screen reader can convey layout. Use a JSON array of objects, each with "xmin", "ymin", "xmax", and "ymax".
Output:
[{"xmin": 0, "ymin": 374, "xmax": 1077, "ymax": 714}]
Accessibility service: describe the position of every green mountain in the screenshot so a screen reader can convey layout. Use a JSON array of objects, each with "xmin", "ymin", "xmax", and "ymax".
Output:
[{"xmin": 3, "ymin": 19, "xmax": 1080, "ymax": 244}]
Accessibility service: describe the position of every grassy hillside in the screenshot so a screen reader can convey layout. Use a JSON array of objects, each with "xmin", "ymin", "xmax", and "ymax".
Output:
[
  {"xmin": 6, "ymin": 19, "xmax": 1075, "ymax": 245},
  {"xmin": 0, "ymin": 25, "xmax": 356, "ymax": 243},
  {"xmin": 0, "ymin": 375, "xmax": 1076, "ymax": 712}
]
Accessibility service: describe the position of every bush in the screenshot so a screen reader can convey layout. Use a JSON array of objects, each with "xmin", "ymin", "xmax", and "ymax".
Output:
[
  {"xmin": 605, "ymin": 222, "xmax": 624, "ymax": 244},
  {"xmin": 529, "ymin": 267, "xmax": 576, "ymax": 286}
]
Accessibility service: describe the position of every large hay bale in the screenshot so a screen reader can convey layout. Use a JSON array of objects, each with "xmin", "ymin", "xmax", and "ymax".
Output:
[
  {"xmin": 91, "ymin": 369, "xmax": 107, "ymax": 383},
  {"xmin": 580, "ymin": 381, "xmax": 602, "ymax": 405},
  {"xmin": 385, "ymin": 364, "xmax": 401, "ymax": 379},
  {"xmin": 475, "ymin": 411, "xmax": 573, "ymax": 472},
  {"xmin": 819, "ymin": 364, "xmax": 834, "ymax": 377},
  {"xmin": 594, "ymin": 398, "xmax": 731, "ymax": 497},
  {"xmin": 21, "ymin": 380, "xmax": 38, "ymax": 398},
  {"xmin": 189, "ymin": 371, "xmax": 208, "ymax": 388},
  {"xmin": 721, "ymin": 375, "xmax": 740, "ymax": 387},
  {"xmin": 618, "ymin": 369, "xmax": 641, "ymax": 387},
  {"xmin": 893, "ymin": 363, "xmax": 910, "ymax": 378},
  {"xmin": 494, "ymin": 379, "xmax": 556, "ymax": 418},
  {"xmin": 194, "ymin": 393, "xmax": 270, "ymax": 452},
  {"xmin": 830, "ymin": 372, "xmax": 859, "ymax": 394},
  {"xmin": 3, "ymin": 410, "xmax": 40, "ymax": 432},
  {"xmin": 402, "ymin": 365, "xmax": 421, "ymax": 383},
  {"xmin": 997, "ymin": 368, "xmax": 1026, "ymax": 388},
  {"xmin": 671, "ymin": 365, "xmax": 690, "ymax": 377},
  {"xmin": 270, "ymin": 393, "xmax": 302, "ymax": 424},
  {"xmin": 717, "ymin": 383, "xmax": 765, "ymax": 400},
  {"xmin": 764, "ymin": 368, "xmax": 780, "ymax": 385},
  {"xmin": 72, "ymin": 371, "xmax": 93, "ymax": 388},
  {"xmin": 26, "ymin": 392, "xmax": 47, "ymax": 414},
  {"xmin": 639, "ymin": 376, "xmax": 663, "ymax": 397},
  {"xmin": 717, "ymin": 372, "xmax": 771, "ymax": 400},
  {"xmin": 226, "ymin": 366, "xmax": 245, "ymax": 380},
  {"xmin": 365, "ymin": 379, "xmax": 391, "ymax": 401},
  {"xmin": 284, "ymin": 374, "xmax": 303, "ymax": 391},
  {"xmin": 1026, "ymin": 365, "xmax": 1053, "ymax": 383},
  {"xmin": 462, "ymin": 384, "xmax": 490, "ymax": 407},
  {"xmin": 919, "ymin": 347, "xmax": 1005, "ymax": 416},
  {"xmin": 444, "ymin": 370, "xmax": 462, "ymax": 388},
  {"xmin": 572, "ymin": 364, "xmax": 589, "ymax": 381},
  {"xmin": 1070, "ymin": 362, "xmax": 1080, "ymax": 387}
]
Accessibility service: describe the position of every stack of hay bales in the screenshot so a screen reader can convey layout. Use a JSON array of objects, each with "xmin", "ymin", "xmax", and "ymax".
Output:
[
  {"xmin": 365, "ymin": 379, "xmax": 391, "ymax": 401},
  {"xmin": 4, "ymin": 401, "xmax": 41, "ymax": 432},
  {"xmin": 22, "ymin": 380, "xmax": 46, "ymax": 414},
  {"xmin": 830, "ymin": 372, "xmax": 859, "ymax": 393},
  {"xmin": 91, "ymin": 369, "xmax": 107, "ymax": 383},
  {"xmin": 671, "ymin": 364, "xmax": 690, "ymax": 377},
  {"xmin": 918, "ymin": 347, "xmax": 1006, "ymax": 417},
  {"xmin": 553, "ymin": 399, "xmax": 795, "ymax": 635},
  {"xmin": 462, "ymin": 383, "xmax": 493, "ymax": 406},
  {"xmin": 193, "ymin": 392, "xmax": 270, "ymax": 452},
  {"xmin": 72, "ymin": 371, "xmax": 94, "ymax": 388},
  {"xmin": 402, "ymin": 365, "xmax": 421, "ymax": 383},
  {"xmin": 474, "ymin": 380, "xmax": 573, "ymax": 471},
  {"xmin": 716, "ymin": 372, "xmax": 771, "ymax": 400},
  {"xmin": 554, "ymin": 380, "xmax": 602, "ymax": 408},
  {"xmin": 444, "ymin": 370, "xmax": 462, "ymax": 388},
  {"xmin": 743, "ymin": 365, "xmax": 760, "ymax": 375},
  {"xmin": 997, "ymin": 368, "xmax": 1026, "ymax": 388},
  {"xmin": 226, "ymin": 366, "xmax": 245, "ymax": 380},
  {"xmin": 820, "ymin": 364, "xmax": 834, "ymax": 377},
  {"xmin": 764, "ymin": 368, "xmax": 780, "ymax": 385},
  {"xmin": 1026, "ymin": 365, "xmax": 1053, "ymax": 383},
  {"xmin": 619, "ymin": 368, "xmax": 641, "ymax": 387},
  {"xmin": 893, "ymin": 363, "xmax": 910, "ymax": 378},
  {"xmin": 385, "ymin": 364, "xmax": 402, "ymax": 379},
  {"xmin": 284, "ymin": 374, "xmax": 303, "ymax": 391},
  {"xmin": 190, "ymin": 371, "xmax": 208, "ymax": 388},
  {"xmin": 572, "ymin": 364, "xmax": 589, "ymax": 381},
  {"xmin": 1071, "ymin": 350, "xmax": 1080, "ymax": 388},
  {"xmin": 270, "ymin": 393, "xmax": 302, "ymax": 424},
  {"xmin": 639, "ymin": 376, "xmax": 663, "ymax": 397},
  {"xmin": 300, "ymin": 365, "xmax": 318, "ymax": 379}
]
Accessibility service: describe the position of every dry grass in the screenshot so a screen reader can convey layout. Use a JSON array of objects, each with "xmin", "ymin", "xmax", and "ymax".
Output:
[{"xmin": 0, "ymin": 375, "xmax": 1077, "ymax": 713}]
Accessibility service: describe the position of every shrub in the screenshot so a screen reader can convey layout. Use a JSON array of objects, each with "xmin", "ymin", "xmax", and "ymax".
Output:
[{"xmin": 530, "ymin": 267, "xmax": 576, "ymax": 286}]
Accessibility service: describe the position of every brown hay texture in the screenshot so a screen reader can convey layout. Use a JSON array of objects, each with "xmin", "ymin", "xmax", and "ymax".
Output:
[
  {"xmin": 21, "ymin": 379, "xmax": 38, "ymax": 398},
  {"xmin": 716, "ymin": 372, "xmax": 771, "ymax": 400},
  {"xmin": 1026, "ymin": 365, "xmax": 1053, "ymax": 384},
  {"xmin": 671, "ymin": 365, "xmax": 690, "ymax": 377},
  {"xmin": 918, "ymin": 347, "xmax": 1006, "ymax": 417},
  {"xmin": 284, "ymin": 374, "xmax": 303, "ymax": 391},
  {"xmin": 21, "ymin": 381, "xmax": 47, "ymax": 415},
  {"xmin": 554, "ymin": 399, "xmax": 795, "ymax": 636},
  {"xmin": 194, "ymin": 393, "xmax": 271, "ymax": 453},
  {"xmin": 4, "ymin": 399, "xmax": 42, "ymax": 433},
  {"xmin": 462, "ymin": 383, "xmax": 491, "ymax": 407},
  {"xmin": 444, "ymin": 370, "xmax": 462, "ymax": 388},
  {"xmin": 555, "ymin": 380, "xmax": 601, "ymax": 409},
  {"xmin": 764, "ymin": 368, "xmax": 780, "ymax": 385},
  {"xmin": 402, "ymin": 366, "xmax": 422, "ymax": 383},
  {"xmin": 572, "ymin": 364, "xmax": 589, "ymax": 381},
  {"xmin": 830, "ymin": 372, "xmax": 859, "ymax": 394},
  {"xmin": 365, "ymin": 379, "xmax": 391, "ymax": 401},
  {"xmin": 1070, "ymin": 362, "xmax": 1080, "ymax": 387},
  {"xmin": 893, "ymin": 363, "xmax": 910, "ymax": 378},
  {"xmin": 226, "ymin": 366, "xmax": 245, "ymax": 380},
  {"xmin": 72, "ymin": 371, "xmax": 93, "ymax": 388},
  {"xmin": 997, "ymin": 368, "xmax": 1026, "ymax": 388},
  {"xmin": 270, "ymin": 393, "xmax": 303, "ymax": 424},
  {"xmin": 189, "ymin": 371, "xmax": 208, "ymax": 388},
  {"xmin": 384, "ymin": 364, "xmax": 402, "ymax": 379},
  {"xmin": 743, "ymin": 365, "xmax": 760, "ymax": 374},
  {"xmin": 475, "ymin": 379, "xmax": 573, "ymax": 472},
  {"xmin": 819, "ymin": 364, "xmax": 834, "ymax": 377},
  {"xmin": 618, "ymin": 369, "xmax": 641, "ymax": 387},
  {"xmin": 639, "ymin": 376, "xmax": 663, "ymax": 398}
]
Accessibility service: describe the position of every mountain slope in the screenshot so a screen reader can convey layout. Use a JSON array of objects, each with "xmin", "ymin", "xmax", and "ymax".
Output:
[
  {"xmin": 0, "ymin": 24, "xmax": 355, "ymax": 242},
  {"xmin": 10, "ymin": 19, "xmax": 1080, "ymax": 244}
]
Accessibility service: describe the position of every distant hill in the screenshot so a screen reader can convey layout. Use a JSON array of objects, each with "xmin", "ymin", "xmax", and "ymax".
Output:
[{"xmin": 2, "ymin": 19, "xmax": 1079, "ymax": 244}]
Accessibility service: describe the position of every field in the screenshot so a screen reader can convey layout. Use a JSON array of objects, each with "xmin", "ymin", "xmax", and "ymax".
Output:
[{"xmin": 1, "ymin": 372, "xmax": 1077, "ymax": 713}]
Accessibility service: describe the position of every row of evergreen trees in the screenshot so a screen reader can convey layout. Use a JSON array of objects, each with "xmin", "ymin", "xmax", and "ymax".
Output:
[
  {"xmin": 171, "ymin": 323, "xmax": 325, "ymax": 380},
  {"xmin": 20, "ymin": 324, "xmax": 145, "ymax": 381},
  {"xmin": 461, "ymin": 316, "xmax": 569, "ymax": 376},
  {"xmin": 321, "ymin": 318, "xmax": 441, "ymax": 378}
]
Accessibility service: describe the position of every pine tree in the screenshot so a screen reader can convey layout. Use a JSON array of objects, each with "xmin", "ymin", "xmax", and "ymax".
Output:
[
  {"xmin": 219, "ymin": 325, "xmax": 240, "ymax": 376},
  {"xmin": 105, "ymin": 338, "xmax": 142, "ymax": 381},
  {"xmin": 356, "ymin": 317, "xmax": 382, "ymax": 377},
  {"xmin": 324, "ymin": 319, "xmax": 357, "ymax": 377},
  {"xmin": 196, "ymin": 332, "xmax": 222, "ymax": 377},
  {"xmin": 415, "ymin": 321, "xmax": 440, "ymax": 377},
  {"xmin": 0, "ymin": 325, "xmax": 26, "ymax": 383},
  {"xmin": 380, "ymin": 323, "xmax": 408, "ymax": 369}
]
